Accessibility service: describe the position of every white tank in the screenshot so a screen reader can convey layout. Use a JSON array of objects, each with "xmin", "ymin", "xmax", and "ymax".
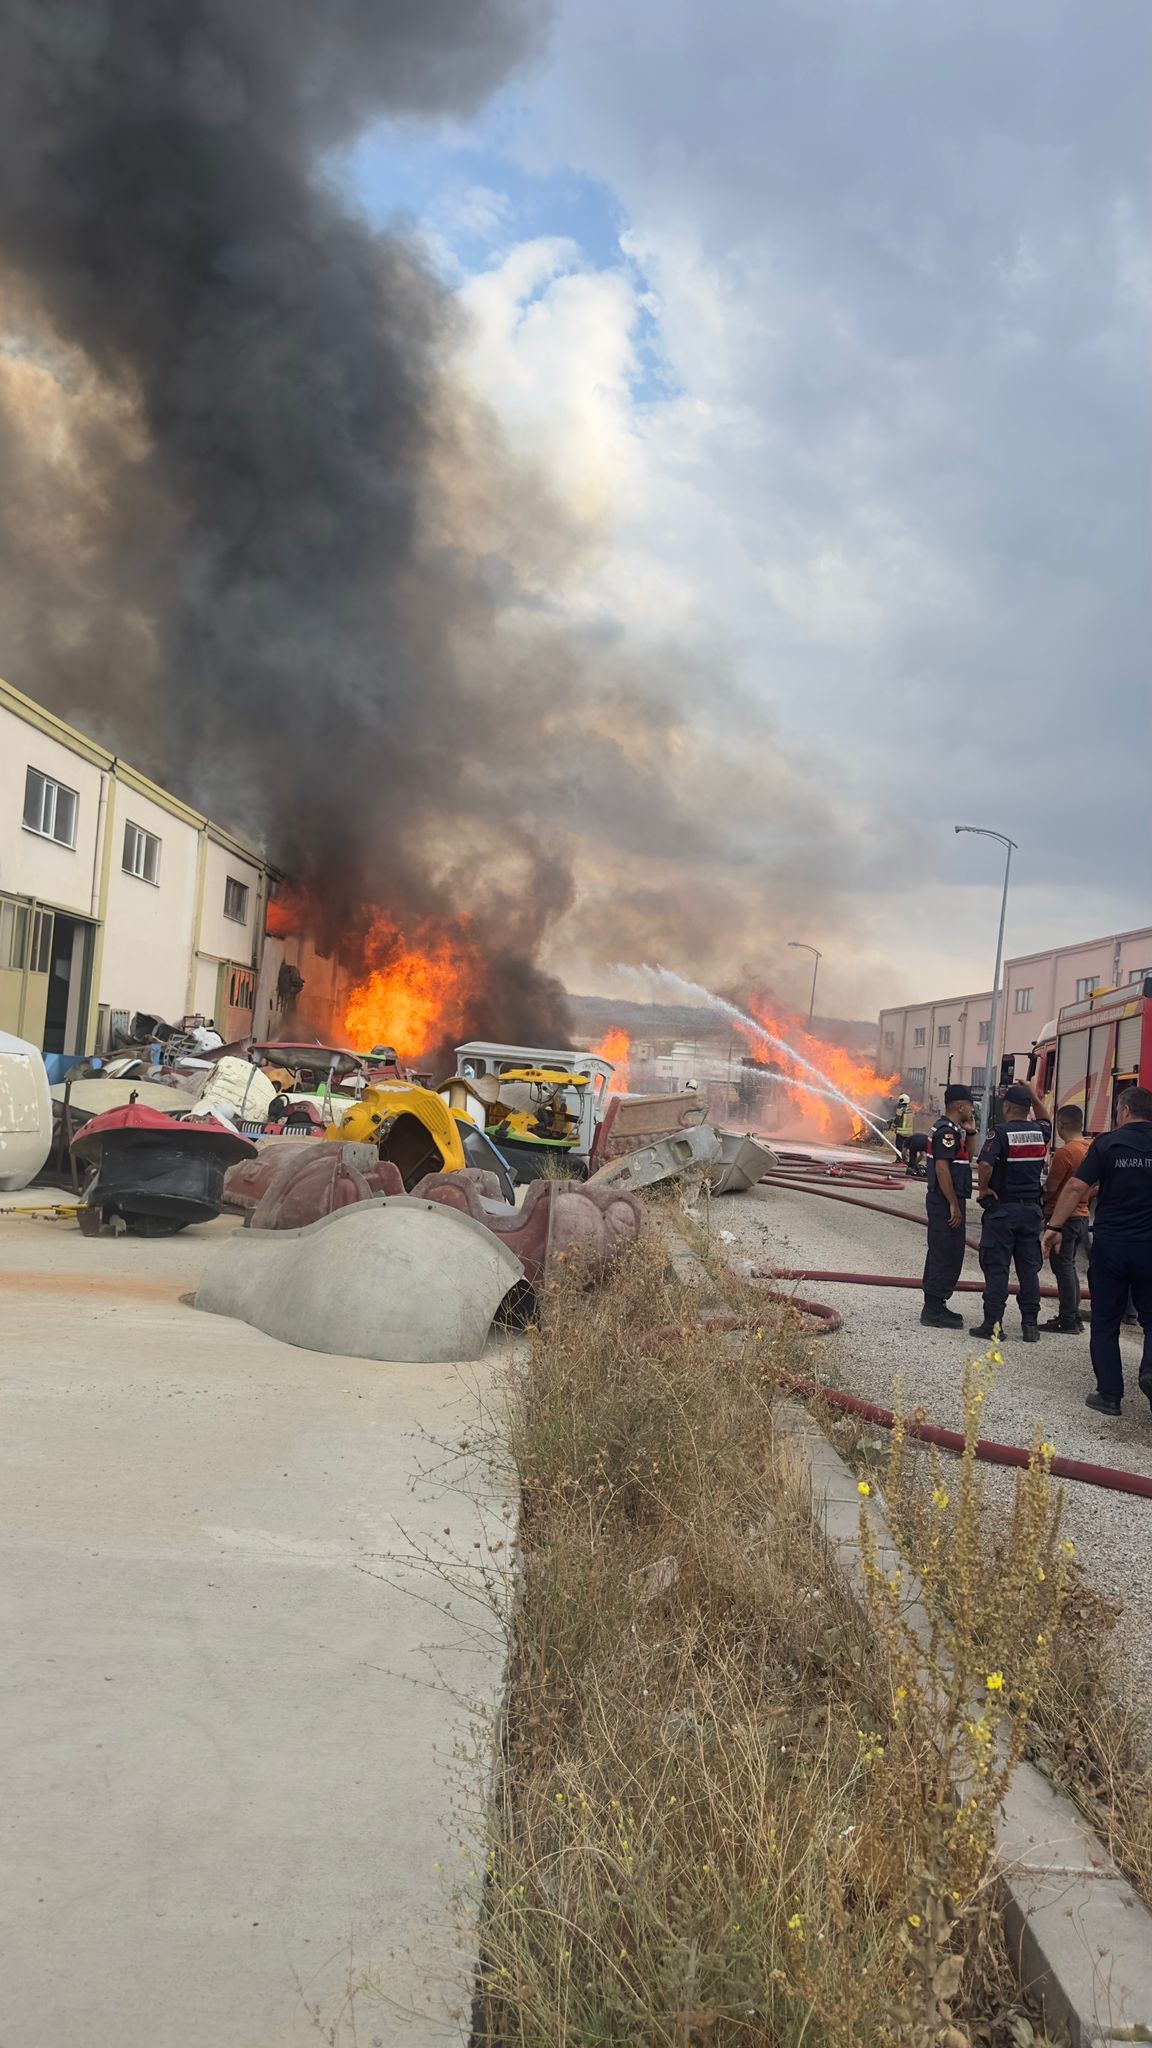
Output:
[{"xmin": 0, "ymin": 1029, "xmax": 53, "ymax": 1192}]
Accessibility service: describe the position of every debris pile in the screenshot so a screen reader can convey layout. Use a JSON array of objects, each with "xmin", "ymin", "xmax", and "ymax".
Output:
[{"xmin": 45, "ymin": 1026, "xmax": 778, "ymax": 1362}]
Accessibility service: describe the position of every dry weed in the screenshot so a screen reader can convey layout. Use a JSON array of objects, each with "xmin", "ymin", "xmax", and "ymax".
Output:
[{"xmin": 474, "ymin": 1241, "xmax": 1064, "ymax": 2046}]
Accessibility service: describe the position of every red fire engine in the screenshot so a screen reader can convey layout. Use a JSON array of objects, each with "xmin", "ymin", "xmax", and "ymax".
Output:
[{"xmin": 1024, "ymin": 976, "xmax": 1152, "ymax": 1135}]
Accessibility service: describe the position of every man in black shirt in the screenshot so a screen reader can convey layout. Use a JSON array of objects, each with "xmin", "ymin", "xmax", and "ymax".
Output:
[
  {"xmin": 1043, "ymin": 1083, "xmax": 1152, "ymax": 1416},
  {"xmin": 921, "ymin": 1084, "xmax": 976, "ymax": 1328},
  {"xmin": 971, "ymin": 1079, "xmax": 1051, "ymax": 1343}
]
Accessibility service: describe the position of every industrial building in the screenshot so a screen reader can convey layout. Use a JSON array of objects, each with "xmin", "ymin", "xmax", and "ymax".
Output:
[
  {"xmin": 879, "ymin": 923, "xmax": 1152, "ymax": 1111},
  {"xmin": 0, "ymin": 676, "xmax": 279, "ymax": 1054}
]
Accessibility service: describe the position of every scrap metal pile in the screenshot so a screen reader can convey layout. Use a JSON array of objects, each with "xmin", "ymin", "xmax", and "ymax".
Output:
[{"xmin": 5, "ymin": 1026, "xmax": 777, "ymax": 1364}]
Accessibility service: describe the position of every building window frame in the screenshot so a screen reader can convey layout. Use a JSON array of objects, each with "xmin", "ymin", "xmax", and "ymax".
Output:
[
  {"xmin": 223, "ymin": 876, "xmax": 250, "ymax": 924},
  {"xmin": 978, "ymin": 1019, "xmax": 990, "ymax": 1043},
  {"xmin": 23, "ymin": 766, "xmax": 78, "ymax": 849},
  {"xmin": 1128, "ymin": 967, "xmax": 1152, "ymax": 985},
  {"xmin": 937, "ymin": 1025, "xmax": 951, "ymax": 1048},
  {"xmin": 883, "ymin": 1030, "xmax": 895, "ymax": 1050},
  {"xmin": 907, "ymin": 1066, "xmax": 926, "ymax": 1092},
  {"xmin": 1014, "ymin": 987, "xmax": 1033, "ymax": 1014},
  {"xmin": 122, "ymin": 820, "xmax": 161, "ymax": 886},
  {"xmin": 1075, "ymin": 974, "xmax": 1100, "ymax": 1002},
  {"xmin": 970, "ymin": 1065, "xmax": 988, "ymax": 1089},
  {"xmin": 0, "ymin": 896, "xmax": 30, "ymax": 970},
  {"xmin": 913, "ymin": 1026, "xmax": 926, "ymax": 1047}
]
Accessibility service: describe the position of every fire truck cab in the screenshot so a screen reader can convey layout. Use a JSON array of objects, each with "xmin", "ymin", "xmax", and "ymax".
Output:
[{"xmin": 1026, "ymin": 976, "xmax": 1152, "ymax": 1135}]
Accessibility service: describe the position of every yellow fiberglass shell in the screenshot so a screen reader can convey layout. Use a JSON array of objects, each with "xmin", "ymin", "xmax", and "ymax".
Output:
[{"xmin": 324, "ymin": 1083, "xmax": 468, "ymax": 1172}]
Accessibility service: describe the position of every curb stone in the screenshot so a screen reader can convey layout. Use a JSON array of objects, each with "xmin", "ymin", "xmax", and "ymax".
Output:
[{"xmin": 775, "ymin": 1404, "xmax": 1152, "ymax": 2047}]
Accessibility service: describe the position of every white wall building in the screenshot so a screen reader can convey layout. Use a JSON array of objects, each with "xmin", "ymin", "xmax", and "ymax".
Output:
[
  {"xmin": 0, "ymin": 675, "xmax": 278, "ymax": 1054},
  {"xmin": 878, "ymin": 923, "xmax": 1152, "ymax": 1114}
]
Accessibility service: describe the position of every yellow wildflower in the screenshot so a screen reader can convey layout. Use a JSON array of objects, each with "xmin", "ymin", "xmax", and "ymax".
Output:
[
  {"xmin": 787, "ymin": 1914, "xmax": 804, "ymax": 1934},
  {"xmin": 1035, "ymin": 1566, "xmax": 1046, "ymax": 1582},
  {"xmin": 1059, "ymin": 1539, "xmax": 1075, "ymax": 1559},
  {"xmin": 985, "ymin": 1671, "xmax": 1004, "ymax": 1692},
  {"xmin": 1040, "ymin": 1440, "xmax": 1056, "ymax": 1461},
  {"xmin": 931, "ymin": 1487, "xmax": 950, "ymax": 1511},
  {"xmin": 907, "ymin": 1913, "xmax": 921, "ymax": 1929},
  {"xmin": 857, "ymin": 1481, "xmax": 872, "ymax": 1498}
]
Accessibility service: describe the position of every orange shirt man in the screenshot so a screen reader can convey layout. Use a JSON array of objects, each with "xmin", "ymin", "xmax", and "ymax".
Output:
[{"xmin": 1043, "ymin": 1105, "xmax": 1091, "ymax": 1331}]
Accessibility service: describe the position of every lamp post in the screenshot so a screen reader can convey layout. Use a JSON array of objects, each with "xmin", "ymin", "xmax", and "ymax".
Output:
[
  {"xmin": 788, "ymin": 941, "xmax": 822, "ymax": 1024},
  {"xmin": 954, "ymin": 825, "xmax": 1017, "ymax": 1140}
]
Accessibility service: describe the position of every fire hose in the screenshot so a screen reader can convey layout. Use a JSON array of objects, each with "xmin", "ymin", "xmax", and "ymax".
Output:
[
  {"xmin": 645, "ymin": 1296, "xmax": 1152, "ymax": 1500},
  {"xmin": 754, "ymin": 1172, "xmax": 1088, "ymax": 1301},
  {"xmin": 645, "ymin": 1166, "xmax": 1152, "ymax": 1500}
]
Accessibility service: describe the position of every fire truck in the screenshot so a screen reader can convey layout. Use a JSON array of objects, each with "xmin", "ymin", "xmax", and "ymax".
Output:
[{"xmin": 1022, "ymin": 976, "xmax": 1152, "ymax": 1134}]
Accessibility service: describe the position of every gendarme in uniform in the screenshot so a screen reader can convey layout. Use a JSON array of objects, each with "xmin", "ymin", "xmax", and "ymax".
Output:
[
  {"xmin": 920, "ymin": 1086, "xmax": 974, "ymax": 1328},
  {"xmin": 973, "ymin": 1083, "xmax": 1051, "ymax": 1341}
]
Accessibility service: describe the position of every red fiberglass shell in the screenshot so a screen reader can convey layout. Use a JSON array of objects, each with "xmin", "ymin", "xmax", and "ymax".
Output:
[{"xmin": 71, "ymin": 1104, "xmax": 257, "ymax": 1165}]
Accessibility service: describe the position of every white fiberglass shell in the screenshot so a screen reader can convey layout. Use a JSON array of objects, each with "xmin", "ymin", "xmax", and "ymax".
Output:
[{"xmin": 0, "ymin": 1029, "xmax": 52, "ymax": 1191}]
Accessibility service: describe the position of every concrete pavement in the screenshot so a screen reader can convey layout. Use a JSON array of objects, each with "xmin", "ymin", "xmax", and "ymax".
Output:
[{"xmin": 0, "ymin": 1208, "xmax": 510, "ymax": 2046}]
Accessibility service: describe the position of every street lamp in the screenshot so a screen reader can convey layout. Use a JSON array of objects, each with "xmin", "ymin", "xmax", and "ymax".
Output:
[
  {"xmin": 788, "ymin": 941, "xmax": 822, "ymax": 1024},
  {"xmin": 954, "ymin": 825, "xmax": 1017, "ymax": 1140}
]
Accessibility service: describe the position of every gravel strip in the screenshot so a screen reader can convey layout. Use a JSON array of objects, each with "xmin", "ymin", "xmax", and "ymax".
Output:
[{"xmin": 709, "ymin": 1176, "xmax": 1152, "ymax": 1718}]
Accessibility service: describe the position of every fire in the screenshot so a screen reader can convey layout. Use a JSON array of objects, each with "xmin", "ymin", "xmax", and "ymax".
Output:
[
  {"xmin": 590, "ymin": 1028, "xmax": 632, "ymax": 1094},
  {"xmin": 740, "ymin": 992, "xmax": 899, "ymax": 1141},
  {"xmin": 265, "ymin": 885, "xmax": 310, "ymax": 939},
  {"xmin": 343, "ymin": 915, "xmax": 484, "ymax": 1066}
]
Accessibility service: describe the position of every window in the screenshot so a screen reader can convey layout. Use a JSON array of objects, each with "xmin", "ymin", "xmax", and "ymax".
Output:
[
  {"xmin": 978, "ymin": 1019, "xmax": 990, "ymax": 1043},
  {"xmin": 223, "ymin": 876, "xmax": 250, "ymax": 923},
  {"xmin": 1075, "ymin": 975, "xmax": 1099, "ymax": 1002},
  {"xmin": 970, "ymin": 1065, "xmax": 989, "ymax": 1089},
  {"xmin": 937, "ymin": 1025, "xmax": 951, "ymax": 1047},
  {"xmin": 1014, "ymin": 987, "xmax": 1033, "ymax": 1014},
  {"xmin": 0, "ymin": 897, "xmax": 29, "ymax": 970},
  {"xmin": 29, "ymin": 907, "xmax": 53, "ymax": 974},
  {"xmin": 23, "ymin": 767, "xmax": 78, "ymax": 848},
  {"xmin": 884, "ymin": 1031, "xmax": 895, "ymax": 1050},
  {"xmin": 907, "ymin": 1067, "xmax": 926, "ymax": 1091},
  {"xmin": 228, "ymin": 968, "xmax": 255, "ymax": 1010},
  {"xmin": 1128, "ymin": 967, "xmax": 1152, "ymax": 984},
  {"xmin": 913, "ymin": 1026, "xmax": 926, "ymax": 1047},
  {"xmin": 122, "ymin": 820, "xmax": 161, "ymax": 885}
]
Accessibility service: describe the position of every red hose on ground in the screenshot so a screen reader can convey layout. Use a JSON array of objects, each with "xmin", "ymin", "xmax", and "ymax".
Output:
[
  {"xmin": 759, "ymin": 1266, "xmax": 1086, "ymax": 1305},
  {"xmin": 642, "ymin": 1310, "xmax": 1152, "ymax": 1498},
  {"xmin": 757, "ymin": 1172, "xmax": 985, "ymax": 1249},
  {"xmin": 802, "ymin": 1383, "xmax": 1152, "ymax": 1503},
  {"xmin": 668, "ymin": 1168, "xmax": 1150, "ymax": 1499}
]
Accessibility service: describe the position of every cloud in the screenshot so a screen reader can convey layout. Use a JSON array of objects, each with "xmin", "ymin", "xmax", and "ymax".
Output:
[{"xmin": 449, "ymin": 0, "xmax": 1150, "ymax": 986}]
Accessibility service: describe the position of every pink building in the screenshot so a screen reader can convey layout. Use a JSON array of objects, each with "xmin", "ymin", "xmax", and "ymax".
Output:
[{"xmin": 878, "ymin": 922, "xmax": 1152, "ymax": 1114}]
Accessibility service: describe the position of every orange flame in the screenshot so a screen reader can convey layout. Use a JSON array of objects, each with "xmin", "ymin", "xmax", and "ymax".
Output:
[
  {"xmin": 343, "ymin": 915, "xmax": 484, "ymax": 1065},
  {"xmin": 265, "ymin": 886, "xmax": 310, "ymax": 939},
  {"xmin": 590, "ymin": 1027, "xmax": 632, "ymax": 1094},
  {"xmin": 740, "ymin": 992, "xmax": 899, "ymax": 1140}
]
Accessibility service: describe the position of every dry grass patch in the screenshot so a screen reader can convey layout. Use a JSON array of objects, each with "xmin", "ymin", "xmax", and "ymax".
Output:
[{"xmin": 472, "ymin": 1241, "xmax": 1073, "ymax": 2046}]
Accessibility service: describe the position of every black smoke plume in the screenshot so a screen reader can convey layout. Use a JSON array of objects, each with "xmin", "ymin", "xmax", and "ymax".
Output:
[
  {"xmin": 0, "ymin": 0, "xmax": 577, "ymax": 1040},
  {"xmin": 0, "ymin": 2, "xmax": 912, "ymax": 1041}
]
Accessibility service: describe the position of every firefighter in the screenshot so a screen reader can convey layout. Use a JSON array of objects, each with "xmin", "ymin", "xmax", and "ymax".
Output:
[
  {"xmin": 970, "ymin": 1079, "xmax": 1051, "ymax": 1342},
  {"xmin": 920, "ymin": 1084, "xmax": 976, "ymax": 1328},
  {"xmin": 889, "ymin": 1092, "xmax": 914, "ymax": 1166}
]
